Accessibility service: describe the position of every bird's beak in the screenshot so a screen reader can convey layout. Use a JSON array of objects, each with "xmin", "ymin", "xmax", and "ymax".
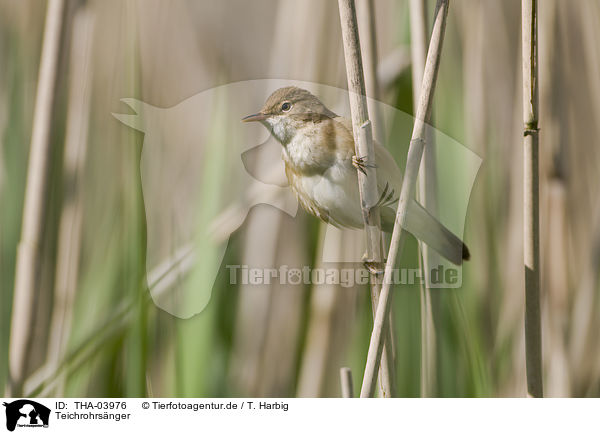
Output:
[{"xmin": 242, "ymin": 112, "xmax": 268, "ymax": 123}]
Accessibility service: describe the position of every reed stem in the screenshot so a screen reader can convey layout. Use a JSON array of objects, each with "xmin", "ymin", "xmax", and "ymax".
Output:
[
  {"xmin": 45, "ymin": 5, "xmax": 94, "ymax": 396},
  {"xmin": 360, "ymin": 0, "xmax": 449, "ymax": 398},
  {"xmin": 522, "ymin": 0, "xmax": 543, "ymax": 398},
  {"xmin": 7, "ymin": 0, "xmax": 66, "ymax": 397},
  {"xmin": 340, "ymin": 367, "xmax": 354, "ymax": 398},
  {"xmin": 338, "ymin": 0, "xmax": 396, "ymax": 397},
  {"xmin": 410, "ymin": 0, "xmax": 439, "ymax": 399}
]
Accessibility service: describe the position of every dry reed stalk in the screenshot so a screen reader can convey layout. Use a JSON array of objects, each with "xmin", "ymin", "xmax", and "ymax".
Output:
[
  {"xmin": 296, "ymin": 276, "xmax": 340, "ymax": 397},
  {"xmin": 358, "ymin": 0, "xmax": 400, "ymax": 398},
  {"xmin": 360, "ymin": 0, "xmax": 449, "ymax": 398},
  {"xmin": 409, "ymin": 0, "xmax": 438, "ymax": 398},
  {"xmin": 357, "ymin": 0, "xmax": 383, "ymax": 142},
  {"xmin": 358, "ymin": 0, "xmax": 400, "ymax": 393},
  {"xmin": 567, "ymin": 1, "xmax": 600, "ymax": 396},
  {"xmin": 44, "ymin": 5, "xmax": 95, "ymax": 396},
  {"xmin": 340, "ymin": 367, "xmax": 354, "ymax": 398},
  {"xmin": 569, "ymin": 205, "xmax": 600, "ymax": 394},
  {"xmin": 538, "ymin": 0, "xmax": 570, "ymax": 396},
  {"xmin": 231, "ymin": 0, "xmax": 333, "ymax": 396},
  {"xmin": 522, "ymin": 0, "xmax": 543, "ymax": 398},
  {"xmin": 296, "ymin": 225, "xmax": 357, "ymax": 397},
  {"xmin": 338, "ymin": 0, "xmax": 396, "ymax": 398},
  {"xmin": 7, "ymin": 0, "xmax": 66, "ymax": 397}
]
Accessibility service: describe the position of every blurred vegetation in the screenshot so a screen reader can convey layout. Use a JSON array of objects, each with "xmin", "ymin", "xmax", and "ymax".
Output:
[{"xmin": 1, "ymin": 0, "xmax": 600, "ymax": 398}]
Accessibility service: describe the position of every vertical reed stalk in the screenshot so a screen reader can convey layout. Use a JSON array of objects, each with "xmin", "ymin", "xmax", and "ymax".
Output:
[
  {"xmin": 7, "ymin": 0, "xmax": 66, "ymax": 397},
  {"xmin": 360, "ymin": 0, "xmax": 449, "ymax": 398},
  {"xmin": 359, "ymin": 0, "xmax": 399, "ymax": 381},
  {"xmin": 45, "ymin": 5, "xmax": 94, "ymax": 396},
  {"xmin": 409, "ymin": 0, "xmax": 438, "ymax": 398},
  {"xmin": 296, "ymin": 225, "xmax": 349, "ymax": 397},
  {"xmin": 338, "ymin": 0, "xmax": 396, "ymax": 398},
  {"xmin": 522, "ymin": 0, "xmax": 543, "ymax": 398},
  {"xmin": 358, "ymin": 0, "xmax": 398, "ymax": 397},
  {"xmin": 340, "ymin": 367, "xmax": 354, "ymax": 398},
  {"xmin": 358, "ymin": 0, "xmax": 384, "ymax": 141}
]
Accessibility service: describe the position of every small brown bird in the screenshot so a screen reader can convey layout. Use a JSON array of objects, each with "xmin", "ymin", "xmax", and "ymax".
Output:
[{"xmin": 243, "ymin": 86, "xmax": 469, "ymax": 264}]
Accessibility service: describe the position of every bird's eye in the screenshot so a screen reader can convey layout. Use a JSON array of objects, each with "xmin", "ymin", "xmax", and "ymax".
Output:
[{"xmin": 281, "ymin": 102, "xmax": 292, "ymax": 112}]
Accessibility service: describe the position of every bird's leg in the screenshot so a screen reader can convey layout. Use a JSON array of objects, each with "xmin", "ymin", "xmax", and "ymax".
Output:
[
  {"xmin": 361, "ymin": 251, "xmax": 386, "ymax": 276},
  {"xmin": 352, "ymin": 155, "xmax": 376, "ymax": 176},
  {"xmin": 354, "ymin": 155, "xmax": 383, "ymax": 274},
  {"xmin": 352, "ymin": 155, "xmax": 367, "ymax": 175}
]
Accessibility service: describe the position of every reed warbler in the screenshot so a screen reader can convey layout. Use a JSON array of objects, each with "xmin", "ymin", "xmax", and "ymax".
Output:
[{"xmin": 243, "ymin": 86, "xmax": 469, "ymax": 265}]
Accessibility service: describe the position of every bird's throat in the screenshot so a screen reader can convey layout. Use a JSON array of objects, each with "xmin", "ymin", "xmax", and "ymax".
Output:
[{"xmin": 265, "ymin": 115, "xmax": 296, "ymax": 145}]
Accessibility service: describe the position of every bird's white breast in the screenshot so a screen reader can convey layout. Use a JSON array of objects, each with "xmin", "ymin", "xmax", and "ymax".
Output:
[
  {"xmin": 302, "ymin": 164, "xmax": 363, "ymax": 226},
  {"xmin": 285, "ymin": 150, "xmax": 363, "ymax": 229},
  {"xmin": 281, "ymin": 122, "xmax": 326, "ymax": 173}
]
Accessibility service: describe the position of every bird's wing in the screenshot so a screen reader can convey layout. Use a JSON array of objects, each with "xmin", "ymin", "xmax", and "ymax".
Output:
[
  {"xmin": 374, "ymin": 140, "xmax": 403, "ymax": 208},
  {"xmin": 374, "ymin": 141, "xmax": 469, "ymax": 264},
  {"xmin": 331, "ymin": 119, "xmax": 469, "ymax": 263},
  {"xmin": 333, "ymin": 116, "xmax": 354, "ymax": 134},
  {"xmin": 332, "ymin": 116, "xmax": 358, "ymax": 155},
  {"xmin": 380, "ymin": 202, "xmax": 469, "ymax": 264}
]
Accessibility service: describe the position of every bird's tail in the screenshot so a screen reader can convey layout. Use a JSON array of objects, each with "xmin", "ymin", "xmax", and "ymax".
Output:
[{"xmin": 381, "ymin": 200, "xmax": 469, "ymax": 265}]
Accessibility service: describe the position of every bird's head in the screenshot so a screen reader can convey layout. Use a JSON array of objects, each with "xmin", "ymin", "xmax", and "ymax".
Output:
[{"xmin": 242, "ymin": 86, "xmax": 337, "ymax": 145}]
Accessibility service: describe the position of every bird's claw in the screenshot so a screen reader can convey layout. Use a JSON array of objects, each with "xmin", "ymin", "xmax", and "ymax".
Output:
[
  {"xmin": 361, "ymin": 252, "xmax": 386, "ymax": 276},
  {"xmin": 352, "ymin": 155, "xmax": 375, "ymax": 176}
]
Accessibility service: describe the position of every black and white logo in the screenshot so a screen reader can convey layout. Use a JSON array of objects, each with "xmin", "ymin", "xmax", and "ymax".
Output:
[{"xmin": 2, "ymin": 400, "xmax": 50, "ymax": 432}]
